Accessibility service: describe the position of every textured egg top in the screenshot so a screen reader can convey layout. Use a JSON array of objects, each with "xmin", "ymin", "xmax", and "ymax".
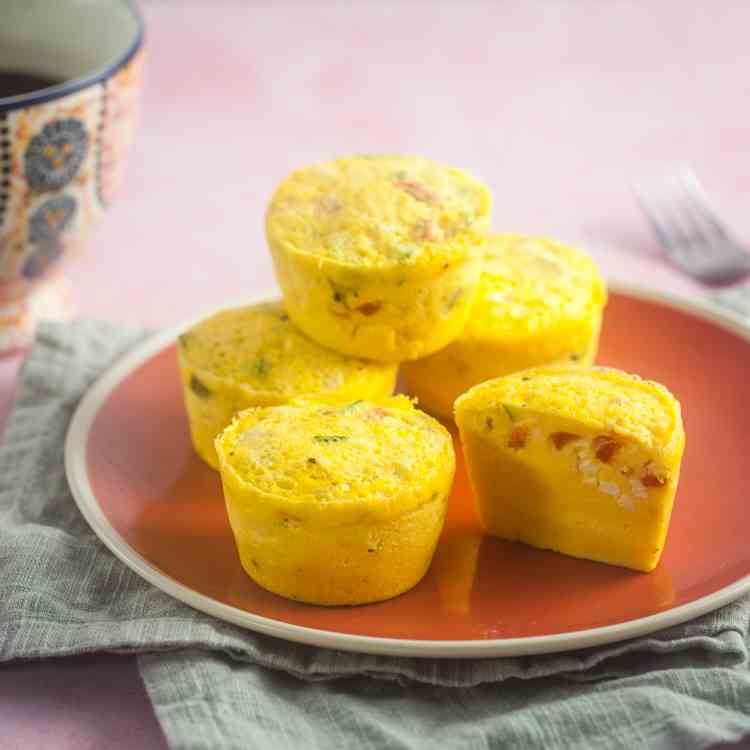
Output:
[
  {"xmin": 455, "ymin": 366, "xmax": 682, "ymax": 454},
  {"xmin": 220, "ymin": 396, "xmax": 454, "ymax": 505},
  {"xmin": 465, "ymin": 234, "xmax": 607, "ymax": 338},
  {"xmin": 178, "ymin": 301, "xmax": 390, "ymax": 391},
  {"xmin": 266, "ymin": 155, "xmax": 492, "ymax": 268}
]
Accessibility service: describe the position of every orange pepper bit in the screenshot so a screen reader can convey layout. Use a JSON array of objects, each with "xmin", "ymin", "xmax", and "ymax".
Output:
[
  {"xmin": 549, "ymin": 431, "xmax": 580, "ymax": 450},
  {"xmin": 355, "ymin": 301, "xmax": 382, "ymax": 316},
  {"xmin": 593, "ymin": 435, "xmax": 622, "ymax": 463},
  {"xmin": 508, "ymin": 425, "xmax": 529, "ymax": 449},
  {"xmin": 642, "ymin": 471, "xmax": 666, "ymax": 488},
  {"xmin": 393, "ymin": 179, "xmax": 438, "ymax": 204},
  {"xmin": 413, "ymin": 218, "xmax": 442, "ymax": 242}
]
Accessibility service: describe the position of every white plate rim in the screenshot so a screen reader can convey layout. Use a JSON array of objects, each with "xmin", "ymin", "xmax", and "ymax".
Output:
[{"xmin": 64, "ymin": 282, "xmax": 750, "ymax": 659}]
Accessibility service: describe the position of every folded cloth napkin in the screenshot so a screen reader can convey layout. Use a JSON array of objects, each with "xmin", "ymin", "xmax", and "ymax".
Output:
[{"xmin": 1, "ymin": 319, "xmax": 749, "ymax": 749}]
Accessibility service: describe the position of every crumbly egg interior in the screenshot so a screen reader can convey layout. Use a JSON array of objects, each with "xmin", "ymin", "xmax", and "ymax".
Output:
[
  {"xmin": 459, "ymin": 366, "xmax": 682, "ymax": 455},
  {"xmin": 460, "ymin": 406, "xmax": 669, "ymax": 512}
]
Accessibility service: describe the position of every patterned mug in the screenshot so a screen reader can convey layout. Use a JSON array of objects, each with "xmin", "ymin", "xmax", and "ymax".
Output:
[{"xmin": 0, "ymin": 0, "xmax": 144, "ymax": 352}]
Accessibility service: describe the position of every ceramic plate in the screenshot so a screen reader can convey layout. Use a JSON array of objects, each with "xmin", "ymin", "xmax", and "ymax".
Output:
[{"xmin": 65, "ymin": 285, "xmax": 750, "ymax": 658}]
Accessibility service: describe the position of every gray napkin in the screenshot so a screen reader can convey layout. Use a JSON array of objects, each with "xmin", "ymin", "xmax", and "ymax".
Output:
[{"xmin": 1, "ymin": 319, "xmax": 749, "ymax": 749}]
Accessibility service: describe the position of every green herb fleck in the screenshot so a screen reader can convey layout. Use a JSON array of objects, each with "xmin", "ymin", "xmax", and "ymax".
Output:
[
  {"xmin": 178, "ymin": 333, "xmax": 191, "ymax": 349},
  {"xmin": 313, "ymin": 435, "xmax": 348, "ymax": 444},
  {"xmin": 255, "ymin": 358, "xmax": 268, "ymax": 377},
  {"xmin": 328, "ymin": 278, "xmax": 357, "ymax": 307},
  {"xmin": 445, "ymin": 287, "xmax": 465, "ymax": 312},
  {"xmin": 502, "ymin": 404, "xmax": 516, "ymax": 423},
  {"xmin": 570, "ymin": 353, "xmax": 581, "ymax": 362},
  {"xmin": 395, "ymin": 242, "xmax": 420, "ymax": 264},
  {"xmin": 460, "ymin": 209, "xmax": 475, "ymax": 228},
  {"xmin": 189, "ymin": 374, "xmax": 211, "ymax": 399},
  {"xmin": 340, "ymin": 400, "xmax": 364, "ymax": 413}
]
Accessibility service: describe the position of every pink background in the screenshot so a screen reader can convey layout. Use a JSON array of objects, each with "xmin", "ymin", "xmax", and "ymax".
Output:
[{"xmin": 1, "ymin": 1, "xmax": 749, "ymax": 746}]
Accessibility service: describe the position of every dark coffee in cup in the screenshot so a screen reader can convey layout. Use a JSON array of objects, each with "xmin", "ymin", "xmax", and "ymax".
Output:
[{"xmin": 0, "ymin": 71, "xmax": 65, "ymax": 98}]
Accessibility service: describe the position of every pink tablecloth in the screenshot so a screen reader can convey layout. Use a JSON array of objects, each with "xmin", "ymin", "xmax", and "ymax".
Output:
[{"xmin": 1, "ymin": 1, "xmax": 749, "ymax": 747}]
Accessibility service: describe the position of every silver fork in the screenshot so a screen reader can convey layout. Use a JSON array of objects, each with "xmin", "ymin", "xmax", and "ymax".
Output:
[{"xmin": 633, "ymin": 165, "xmax": 750, "ymax": 286}]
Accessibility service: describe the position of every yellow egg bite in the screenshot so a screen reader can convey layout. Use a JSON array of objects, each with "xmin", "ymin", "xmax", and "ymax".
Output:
[
  {"xmin": 266, "ymin": 154, "xmax": 492, "ymax": 362},
  {"xmin": 177, "ymin": 301, "xmax": 397, "ymax": 469},
  {"xmin": 215, "ymin": 395, "xmax": 455, "ymax": 605},
  {"xmin": 455, "ymin": 367, "xmax": 685, "ymax": 572},
  {"xmin": 402, "ymin": 234, "xmax": 607, "ymax": 420}
]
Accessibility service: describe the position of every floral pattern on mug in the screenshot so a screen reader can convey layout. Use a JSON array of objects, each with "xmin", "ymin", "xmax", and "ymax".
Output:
[
  {"xmin": 28, "ymin": 194, "xmax": 76, "ymax": 244},
  {"xmin": 24, "ymin": 118, "xmax": 89, "ymax": 192},
  {"xmin": 21, "ymin": 194, "xmax": 77, "ymax": 279},
  {"xmin": 21, "ymin": 240, "xmax": 63, "ymax": 279}
]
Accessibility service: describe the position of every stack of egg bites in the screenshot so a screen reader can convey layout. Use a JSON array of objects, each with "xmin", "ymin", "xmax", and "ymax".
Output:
[{"xmin": 178, "ymin": 154, "xmax": 685, "ymax": 607}]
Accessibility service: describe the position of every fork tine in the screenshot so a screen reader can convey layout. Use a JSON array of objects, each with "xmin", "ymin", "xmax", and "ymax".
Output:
[
  {"xmin": 634, "ymin": 166, "xmax": 750, "ymax": 285},
  {"xmin": 678, "ymin": 174, "xmax": 750, "ymax": 272},
  {"xmin": 634, "ymin": 174, "xmax": 700, "ymax": 259},
  {"xmin": 632, "ymin": 181, "xmax": 684, "ymax": 256},
  {"xmin": 636, "ymin": 169, "xmax": 732, "ymax": 259},
  {"xmin": 676, "ymin": 166, "xmax": 732, "ymax": 245},
  {"xmin": 667, "ymin": 174, "xmax": 716, "ymax": 257}
]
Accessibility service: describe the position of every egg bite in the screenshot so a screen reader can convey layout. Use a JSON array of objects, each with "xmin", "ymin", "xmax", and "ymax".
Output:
[
  {"xmin": 265, "ymin": 154, "xmax": 492, "ymax": 362},
  {"xmin": 215, "ymin": 395, "xmax": 455, "ymax": 605},
  {"xmin": 177, "ymin": 301, "xmax": 397, "ymax": 469},
  {"xmin": 402, "ymin": 234, "xmax": 607, "ymax": 421},
  {"xmin": 455, "ymin": 367, "xmax": 685, "ymax": 572}
]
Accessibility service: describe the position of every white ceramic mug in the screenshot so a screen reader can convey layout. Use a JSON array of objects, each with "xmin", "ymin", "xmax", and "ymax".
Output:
[{"xmin": 0, "ymin": 0, "xmax": 144, "ymax": 352}]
